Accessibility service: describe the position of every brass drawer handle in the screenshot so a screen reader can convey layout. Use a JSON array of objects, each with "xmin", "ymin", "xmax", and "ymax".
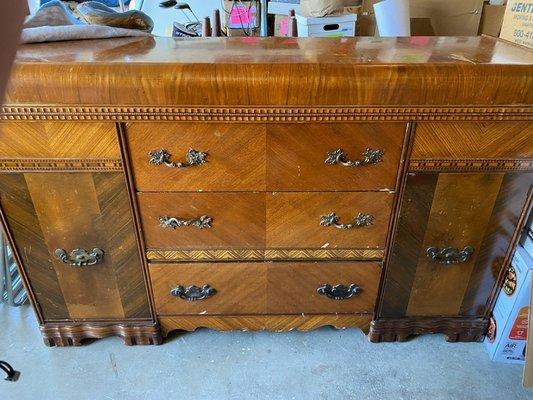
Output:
[
  {"xmin": 170, "ymin": 285, "xmax": 216, "ymax": 301},
  {"xmin": 54, "ymin": 248, "xmax": 104, "ymax": 267},
  {"xmin": 426, "ymin": 246, "xmax": 474, "ymax": 264},
  {"xmin": 149, "ymin": 148, "xmax": 207, "ymax": 168},
  {"xmin": 503, "ymin": 266, "xmax": 516, "ymax": 296},
  {"xmin": 159, "ymin": 215, "xmax": 213, "ymax": 229},
  {"xmin": 320, "ymin": 212, "xmax": 374, "ymax": 229},
  {"xmin": 317, "ymin": 283, "xmax": 361, "ymax": 300},
  {"xmin": 325, "ymin": 148, "xmax": 383, "ymax": 167}
]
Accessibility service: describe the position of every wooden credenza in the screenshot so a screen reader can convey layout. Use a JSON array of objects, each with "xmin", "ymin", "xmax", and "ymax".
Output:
[{"xmin": 0, "ymin": 36, "xmax": 531, "ymax": 346}]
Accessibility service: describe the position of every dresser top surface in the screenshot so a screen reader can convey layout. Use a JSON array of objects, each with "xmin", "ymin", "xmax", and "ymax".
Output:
[{"xmin": 15, "ymin": 36, "xmax": 533, "ymax": 66}]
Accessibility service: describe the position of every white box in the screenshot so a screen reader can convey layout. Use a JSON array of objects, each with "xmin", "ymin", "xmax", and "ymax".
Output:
[
  {"xmin": 484, "ymin": 247, "xmax": 533, "ymax": 364},
  {"xmin": 296, "ymin": 13, "xmax": 356, "ymax": 37}
]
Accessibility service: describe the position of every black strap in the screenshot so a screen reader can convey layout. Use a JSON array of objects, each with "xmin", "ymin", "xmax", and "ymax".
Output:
[{"xmin": 0, "ymin": 361, "xmax": 20, "ymax": 381}]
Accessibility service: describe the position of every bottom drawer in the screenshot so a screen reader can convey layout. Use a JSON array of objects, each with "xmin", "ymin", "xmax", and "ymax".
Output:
[{"xmin": 150, "ymin": 262, "xmax": 381, "ymax": 315}]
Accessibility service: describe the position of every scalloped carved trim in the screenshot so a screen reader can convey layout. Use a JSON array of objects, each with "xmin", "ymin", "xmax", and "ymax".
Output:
[
  {"xmin": 159, "ymin": 314, "xmax": 372, "ymax": 336},
  {"xmin": 146, "ymin": 248, "xmax": 384, "ymax": 261},
  {"xmin": 368, "ymin": 318, "xmax": 489, "ymax": 343},
  {"xmin": 1, "ymin": 105, "xmax": 531, "ymax": 121},
  {"xmin": 0, "ymin": 158, "xmax": 123, "ymax": 172},
  {"xmin": 40, "ymin": 322, "xmax": 162, "ymax": 346},
  {"xmin": 409, "ymin": 158, "xmax": 533, "ymax": 172}
]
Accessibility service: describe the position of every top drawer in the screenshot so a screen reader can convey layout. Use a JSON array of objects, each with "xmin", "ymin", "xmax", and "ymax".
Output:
[
  {"xmin": 412, "ymin": 122, "xmax": 533, "ymax": 160},
  {"xmin": 0, "ymin": 122, "xmax": 120, "ymax": 159},
  {"xmin": 127, "ymin": 122, "xmax": 406, "ymax": 192}
]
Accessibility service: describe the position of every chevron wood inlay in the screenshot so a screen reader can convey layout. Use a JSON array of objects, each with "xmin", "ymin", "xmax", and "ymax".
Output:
[
  {"xmin": 0, "ymin": 158, "xmax": 122, "ymax": 172},
  {"xmin": 1, "ymin": 105, "xmax": 531, "ymax": 121},
  {"xmin": 159, "ymin": 314, "xmax": 372, "ymax": 336},
  {"xmin": 409, "ymin": 159, "xmax": 533, "ymax": 172},
  {"xmin": 146, "ymin": 248, "xmax": 384, "ymax": 261}
]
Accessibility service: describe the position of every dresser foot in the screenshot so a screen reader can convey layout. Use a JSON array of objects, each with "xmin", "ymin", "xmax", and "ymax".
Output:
[
  {"xmin": 40, "ymin": 322, "xmax": 163, "ymax": 347},
  {"xmin": 368, "ymin": 318, "xmax": 489, "ymax": 343}
]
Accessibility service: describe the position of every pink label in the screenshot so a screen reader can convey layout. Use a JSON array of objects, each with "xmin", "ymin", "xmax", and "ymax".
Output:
[
  {"xmin": 229, "ymin": 5, "xmax": 257, "ymax": 28},
  {"xmin": 279, "ymin": 16, "xmax": 289, "ymax": 36}
]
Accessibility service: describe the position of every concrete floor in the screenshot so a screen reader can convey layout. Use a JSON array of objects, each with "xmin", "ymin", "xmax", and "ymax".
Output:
[{"xmin": 0, "ymin": 304, "xmax": 531, "ymax": 400}]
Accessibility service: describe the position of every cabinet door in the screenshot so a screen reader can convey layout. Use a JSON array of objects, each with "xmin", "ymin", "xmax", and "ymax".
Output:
[
  {"xmin": 0, "ymin": 172, "xmax": 150, "ymax": 321},
  {"xmin": 380, "ymin": 172, "xmax": 532, "ymax": 318}
]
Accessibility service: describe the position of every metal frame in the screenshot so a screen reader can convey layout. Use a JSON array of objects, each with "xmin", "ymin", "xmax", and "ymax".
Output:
[{"xmin": 0, "ymin": 229, "xmax": 26, "ymax": 307}]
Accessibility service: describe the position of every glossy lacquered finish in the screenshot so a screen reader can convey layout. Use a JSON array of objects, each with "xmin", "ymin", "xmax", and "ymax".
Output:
[{"xmin": 0, "ymin": 36, "xmax": 531, "ymax": 346}]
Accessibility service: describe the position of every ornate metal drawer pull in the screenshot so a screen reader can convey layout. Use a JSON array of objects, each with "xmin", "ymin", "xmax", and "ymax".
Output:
[
  {"xmin": 503, "ymin": 266, "xmax": 516, "ymax": 296},
  {"xmin": 159, "ymin": 215, "xmax": 213, "ymax": 229},
  {"xmin": 149, "ymin": 148, "xmax": 207, "ymax": 169},
  {"xmin": 426, "ymin": 246, "xmax": 474, "ymax": 265},
  {"xmin": 170, "ymin": 285, "xmax": 216, "ymax": 301},
  {"xmin": 320, "ymin": 212, "xmax": 374, "ymax": 229},
  {"xmin": 317, "ymin": 283, "xmax": 361, "ymax": 300},
  {"xmin": 54, "ymin": 248, "xmax": 104, "ymax": 267},
  {"xmin": 325, "ymin": 148, "xmax": 384, "ymax": 167}
]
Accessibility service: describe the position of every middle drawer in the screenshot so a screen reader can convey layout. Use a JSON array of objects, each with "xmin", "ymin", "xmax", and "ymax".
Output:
[{"xmin": 138, "ymin": 192, "xmax": 393, "ymax": 249}]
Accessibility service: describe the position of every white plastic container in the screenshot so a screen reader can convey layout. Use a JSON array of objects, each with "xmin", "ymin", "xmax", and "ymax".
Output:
[{"xmin": 295, "ymin": 13, "xmax": 357, "ymax": 37}]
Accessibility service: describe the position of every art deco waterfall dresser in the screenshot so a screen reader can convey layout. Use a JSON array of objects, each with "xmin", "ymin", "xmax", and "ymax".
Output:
[{"xmin": 0, "ymin": 36, "xmax": 531, "ymax": 346}]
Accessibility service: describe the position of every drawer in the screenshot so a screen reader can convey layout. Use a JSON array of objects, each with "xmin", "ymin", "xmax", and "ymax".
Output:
[
  {"xmin": 126, "ymin": 122, "xmax": 266, "ymax": 191},
  {"xmin": 266, "ymin": 192, "xmax": 393, "ymax": 249},
  {"xmin": 150, "ymin": 262, "xmax": 381, "ymax": 315},
  {"xmin": 0, "ymin": 122, "xmax": 120, "ymax": 159},
  {"xmin": 139, "ymin": 192, "xmax": 392, "ymax": 250},
  {"xmin": 138, "ymin": 192, "xmax": 265, "ymax": 249},
  {"xmin": 267, "ymin": 123, "xmax": 406, "ymax": 191},
  {"xmin": 412, "ymin": 122, "xmax": 533, "ymax": 160}
]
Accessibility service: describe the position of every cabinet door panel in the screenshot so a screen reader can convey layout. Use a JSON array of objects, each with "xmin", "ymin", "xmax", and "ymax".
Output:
[
  {"xmin": 380, "ymin": 172, "xmax": 532, "ymax": 318},
  {"xmin": 0, "ymin": 173, "xmax": 150, "ymax": 321}
]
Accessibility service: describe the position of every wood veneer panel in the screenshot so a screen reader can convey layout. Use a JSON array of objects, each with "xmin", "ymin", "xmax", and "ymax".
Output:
[
  {"xmin": 0, "ymin": 172, "xmax": 149, "ymax": 321},
  {"xmin": 460, "ymin": 173, "xmax": 533, "ymax": 316},
  {"xmin": 405, "ymin": 173, "xmax": 503, "ymax": 316},
  {"xmin": 379, "ymin": 173, "xmax": 438, "ymax": 318},
  {"xmin": 266, "ymin": 192, "xmax": 393, "ymax": 249},
  {"xmin": 267, "ymin": 262, "xmax": 381, "ymax": 314},
  {"xmin": 150, "ymin": 263, "xmax": 267, "ymax": 315},
  {"xmin": 0, "ymin": 174, "xmax": 68, "ymax": 319},
  {"xmin": 267, "ymin": 123, "xmax": 405, "ymax": 191},
  {"xmin": 5, "ymin": 37, "xmax": 533, "ymax": 106},
  {"xmin": 0, "ymin": 122, "xmax": 120, "ymax": 159},
  {"xmin": 412, "ymin": 122, "xmax": 533, "ymax": 160},
  {"xmin": 127, "ymin": 122, "xmax": 266, "ymax": 192},
  {"xmin": 150, "ymin": 262, "xmax": 380, "ymax": 315},
  {"xmin": 138, "ymin": 192, "xmax": 266, "ymax": 249}
]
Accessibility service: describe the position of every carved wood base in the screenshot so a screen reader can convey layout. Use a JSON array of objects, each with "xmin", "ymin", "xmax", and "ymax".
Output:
[
  {"xmin": 368, "ymin": 318, "xmax": 489, "ymax": 343},
  {"xmin": 159, "ymin": 314, "xmax": 372, "ymax": 336},
  {"xmin": 40, "ymin": 322, "xmax": 163, "ymax": 347}
]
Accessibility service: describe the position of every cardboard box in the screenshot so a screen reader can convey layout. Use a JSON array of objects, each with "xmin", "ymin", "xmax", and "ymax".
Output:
[
  {"xmin": 358, "ymin": 0, "xmax": 484, "ymax": 36},
  {"xmin": 296, "ymin": 13, "xmax": 357, "ymax": 37},
  {"xmin": 274, "ymin": 14, "xmax": 290, "ymax": 37},
  {"xmin": 478, "ymin": 4, "xmax": 506, "ymax": 36},
  {"xmin": 484, "ymin": 247, "xmax": 533, "ymax": 364},
  {"xmin": 500, "ymin": 0, "xmax": 533, "ymax": 49}
]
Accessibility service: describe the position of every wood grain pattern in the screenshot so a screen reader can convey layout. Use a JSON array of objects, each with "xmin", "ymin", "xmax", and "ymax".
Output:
[
  {"xmin": 412, "ymin": 122, "xmax": 533, "ymax": 160},
  {"xmin": 266, "ymin": 192, "xmax": 393, "ymax": 248},
  {"xmin": 146, "ymin": 248, "xmax": 384, "ymax": 261},
  {"xmin": 150, "ymin": 262, "xmax": 380, "ymax": 315},
  {"xmin": 2, "ymin": 105, "xmax": 532, "ymax": 122},
  {"xmin": 378, "ymin": 171, "xmax": 533, "ymax": 319},
  {"xmin": 159, "ymin": 314, "xmax": 372, "ymax": 336},
  {"xmin": 127, "ymin": 122, "xmax": 266, "ymax": 192},
  {"xmin": 138, "ymin": 192, "xmax": 265, "ymax": 249},
  {"xmin": 0, "ymin": 172, "xmax": 150, "ymax": 321},
  {"xmin": 0, "ymin": 122, "xmax": 120, "ymax": 159},
  {"xmin": 405, "ymin": 174, "xmax": 503, "ymax": 316},
  {"xmin": 5, "ymin": 37, "xmax": 533, "ymax": 106},
  {"xmin": 267, "ymin": 123, "xmax": 405, "ymax": 191}
]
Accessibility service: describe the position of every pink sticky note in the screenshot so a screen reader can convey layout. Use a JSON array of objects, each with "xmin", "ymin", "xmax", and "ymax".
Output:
[
  {"xmin": 279, "ymin": 16, "xmax": 289, "ymax": 36},
  {"xmin": 229, "ymin": 5, "xmax": 257, "ymax": 28}
]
